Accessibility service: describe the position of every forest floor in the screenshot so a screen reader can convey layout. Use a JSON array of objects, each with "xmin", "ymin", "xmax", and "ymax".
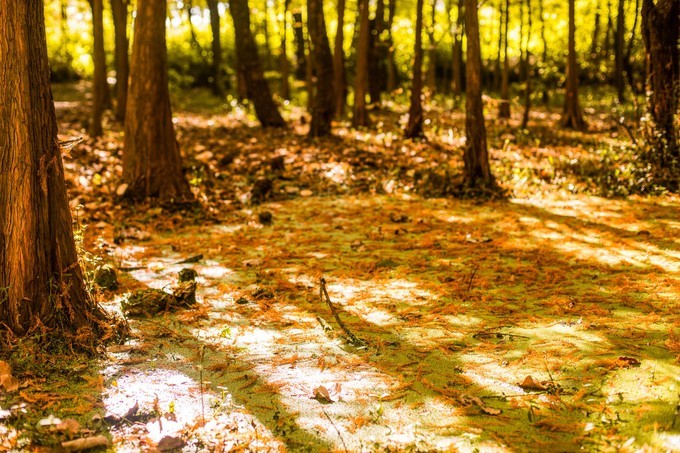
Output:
[{"xmin": 1, "ymin": 82, "xmax": 679, "ymax": 452}]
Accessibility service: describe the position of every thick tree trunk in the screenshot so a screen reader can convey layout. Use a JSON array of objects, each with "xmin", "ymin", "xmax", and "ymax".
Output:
[
  {"xmin": 451, "ymin": 0, "xmax": 465, "ymax": 96},
  {"xmin": 124, "ymin": 0, "xmax": 193, "ymax": 201},
  {"xmin": 229, "ymin": 0, "xmax": 286, "ymax": 127},
  {"xmin": 352, "ymin": 0, "xmax": 371, "ymax": 127},
  {"xmin": 292, "ymin": 11, "xmax": 307, "ymax": 80},
  {"xmin": 279, "ymin": 0, "xmax": 291, "ymax": 99},
  {"xmin": 111, "ymin": 0, "xmax": 129, "ymax": 121},
  {"xmin": 0, "ymin": 1, "xmax": 105, "ymax": 339},
  {"xmin": 464, "ymin": 0, "xmax": 495, "ymax": 188},
  {"xmin": 562, "ymin": 0, "xmax": 586, "ymax": 130},
  {"xmin": 498, "ymin": 0, "xmax": 510, "ymax": 119},
  {"xmin": 90, "ymin": 0, "xmax": 107, "ymax": 137},
  {"xmin": 405, "ymin": 0, "xmax": 425, "ymax": 138},
  {"xmin": 615, "ymin": 0, "xmax": 626, "ymax": 102},
  {"xmin": 333, "ymin": 0, "xmax": 347, "ymax": 116},
  {"xmin": 207, "ymin": 0, "xmax": 224, "ymax": 96},
  {"xmin": 307, "ymin": 0, "xmax": 335, "ymax": 136},
  {"xmin": 641, "ymin": 0, "xmax": 679, "ymax": 177}
]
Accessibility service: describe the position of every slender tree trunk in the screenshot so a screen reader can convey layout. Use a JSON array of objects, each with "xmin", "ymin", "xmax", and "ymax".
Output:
[
  {"xmin": 495, "ymin": 0, "xmax": 504, "ymax": 91},
  {"xmin": 590, "ymin": 4, "xmax": 601, "ymax": 58},
  {"xmin": 292, "ymin": 11, "xmax": 307, "ymax": 79},
  {"xmin": 603, "ymin": 0, "xmax": 613, "ymax": 60},
  {"xmin": 538, "ymin": 0, "xmax": 549, "ymax": 103},
  {"xmin": 334, "ymin": 0, "xmax": 347, "ymax": 116},
  {"xmin": 111, "ymin": 0, "xmax": 129, "ymax": 121},
  {"xmin": 405, "ymin": 0, "xmax": 425, "ymax": 138},
  {"xmin": 562, "ymin": 0, "xmax": 586, "ymax": 130},
  {"xmin": 353, "ymin": 0, "xmax": 371, "ymax": 127},
  {"xmin": 521, "ymin": 0, "xmax": 533, "ymax": 129},
  {"xmin": 90, "ymin": 0, "xmax": 107, "ymax": 137},
  {"xmin": 307, "ymin": 0, "xmax": 335, "ymax": 136},
  {"xmin": 124, "ymin": 0, "xmax": 193, "ymax": 201},
  {"xmin": 451, "ymin": 0, "xmax": 465, "ymax": 96},
  {"xmin": 518, "ymin": 0, "xmax": 525, "ymax": 80},
  {"xmin": 615, "ymin": 0, "xmax": 626, "ymax": 102},
  {"xmin": 624, "ymin": 0, "xmax": 641, "ymax": 94},
  {"xmin": 184, "ymin": 1, "xmax": 209, "ymax": 67},
  {"xmin": 641, "ymin": 0, "xmax": 679, "ymax": 177},
  {"xmin": 262, "ymin": 0, "xmax": 274, "ymax": 68},
  {"xmin": 368, "ymin": 0, "xmax": 388, "ymax": 104},
  {"xmin": 498, "ymin": 0, "xmax": 510, "ymax": 119},
  {"xmin": 280, "ymin": 0, "xmax": 291, "ymax": 99},
  {"xmin": 464, "ymin": 0, "xmax": 495, "ymax": 188},
  {"xmin": 386, "ymin": 0, "xmax": 398, "ymax": 92},
  {"xmin": 426, "ymin": 0, "xmax": 437, "ymax": 94},
  {"xmin": 229, "ymin": 0, "xmax": 286, "ymax": 127},
  {"xmin": 207, "ymin": 0, "xmax": 224, "ymax": 96},
  {"xmin": 0, "ymin": 0, "xmax": 105, "ymax": 339}
]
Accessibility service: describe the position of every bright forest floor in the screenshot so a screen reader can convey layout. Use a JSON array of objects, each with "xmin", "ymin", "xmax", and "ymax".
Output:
[{"xmin": 1, "ymin": 83, "xmax": 679, "ymax": 452}]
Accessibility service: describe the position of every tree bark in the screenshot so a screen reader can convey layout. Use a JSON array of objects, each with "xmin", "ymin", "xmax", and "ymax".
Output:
[
  {"xmin": 368, "ymin": 0, "xmax": 388, "ymax": 104},
  {"xmin": 498, "ymin": 0, "xmax": 510, "ymax": 119},
  {"xmin": 451, "ymin": 0, "xmax": 465, "ymax": 96},
  {"xmin": 307, "ymin": 0, "xmax": 335, "ymax": 136},
  {"xmin": 124, "ymin": 0, "xmax": 193, "ymax": 202},
  {"xmin": 333, "ymin": 0, "xmax": 347, "ymax": 116},
  {"xmin": 521, "ymin": 0, "xmax": 533, "ymax": 129},
  {"xmin": 623, "ymin": 0, "xmax": 641, "ymax": 94},
  {"xmin": 464, "ymin": 0, "xmax": 495, "ymax": 188},
  {"xmin": 641, "ymin": 0, "xmax": 679, "ymax": 177},
  {"xmin": 538, "ymin": 0, "xmax": 549, "ymax": 103},
  {"xmin": 207, "ymin": 0, "xmax": 224, "ymax": 96},
  {"xmin": 386, "ymin": 0, "xmax": 398, "ymax": 92},
  {"xmin": 426, "ymin": 0, "xmax": 437, "ymax": 94},
  {"xmin": 0, "ymin": 0, "xmax": 105, "ymax": 339},
  {"xmin": 405, "ymin": 0, "xmax": 425, "ymax": 138},
  {"xmin": 562, "ymin": 0, "xmax": 586, "ymax": 130},
  {"xmin": 292, "ymin": 11, "xmax": 307, "ymax": 80},
  {"xmin": 90, "ymin": 0, "xmax": 107, "ymax": 137},
  {"xmin": 111, "ymin": 0, "xmax": 129, "ymax": 121},
  {"xmin": 352, "ymin": 0, "xmax": 371, "ymax": 127},
  {"xmin": 615, "ymin": 0, "xmax": 626, "ymax": 102},
  {"xmin": 229, "ymin": 0, "xmax": 286, "ymax": 127},
  {"xmin": 279, "ymin": 0, "xmax": 291, "ymax": 99}
]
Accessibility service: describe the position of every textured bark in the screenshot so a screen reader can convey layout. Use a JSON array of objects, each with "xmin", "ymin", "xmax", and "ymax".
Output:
[
  {"xmin": 124, "ymin": 0, "xmax": 193, "ymax": 201},
  {"xmin": 90, "ymin": 0, "xmax": 107, "ymax": 137},
  {"xmin": 279, "ymin": 0, "xmax": 291, "ymax": 99},
  {"xmin": 641, "ymin": 0, "xmax": 679, "ymax": 172},
  {"xmin": 111, "ymin": 0, "xmax": 129, "ymax": 121},
  {"xmin": 0, "ymin": 1, "xmax": 104, "ymax": 338},
  {"xmin": 352, "ymin": 0, "xmax": 371, "ymax": 127},
  {"xmin": 464, "ymin": 0, "xmax": 495, "ymax": 188},
  {"xmin": 451, "ymin": 0, "xmax": 465, "ymax": 95},
  {"xmin": 498, "ymin": 0, "xmax": 510, "ymax": 119},
  {"xmin": 562, "ymin": 0, "xmax": 586, "ymax": 130},
  {"xmin": 229, "ymin": 0, "xmax": 286, "ymax": 127},
  {"xmin": 405, "ymin": 0, "xmax": 425, "ymax": 139},
  {"xmin": 292, "ymin": 11, "xmax": 307, "ymax": 80},
  {"xmin": 615, "ymin": 0, "xmax": 626, "ymax": 102},
  {"xmin": 207, "ymin": 0, "xmax": 224, "ymax": 96},
  {"xmin": 307, "ymin": 0, "xmax": 335, "ymax": 136},
  {"xmin": 333, "ymin": 0, "xmax": 347, "ymax": 116}
]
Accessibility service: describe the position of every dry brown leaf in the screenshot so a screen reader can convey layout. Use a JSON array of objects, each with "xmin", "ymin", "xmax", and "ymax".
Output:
[
  {"xmin": 313, "ymin": 385, "xmax": 334, "ymax": 403},
  {"xmin": 519, "ymin": 375, "xmax": 547, "ymax": 391}
]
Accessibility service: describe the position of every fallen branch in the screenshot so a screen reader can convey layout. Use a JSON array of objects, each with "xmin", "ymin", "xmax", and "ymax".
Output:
[
  {"xmin": 466, "ymin": 265, "xmax": 479, "ymax": 292},
  {"xmin": 61, "ymin": 435, "xmax": 109, "ymax": 452},
  {"xmin": 321, "ymin": 406, "xmax": 349, "ymax": 453},
  {"xmin": 320, "ymin": 278, "xmax": 364, "ymax": 347}
]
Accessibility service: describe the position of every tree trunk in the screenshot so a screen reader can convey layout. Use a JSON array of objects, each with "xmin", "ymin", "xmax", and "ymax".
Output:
[
  {"xmin": 90, "ymin": 0, "xmax": 107, "ymax": 137},
  {"xmin": 386, "ymin": 0, "xmax": 398, "ymax": 92},
  {"xmin": 405, "ymin": 0, "xmax": 425, "ymax": 138},
  {"xmin": 0, "ymin": 1, "xmax": 105, "ymax": 340},
  {"xmin": 451, "ymin": 0, "xmax": 465, "ymax": 96},
  {"xmin": 279, "ymin": 0, "xmax": 291, "ymax": 99},
  {"xmin": 207, "ymin": 0, "xmax": 224, "ymax": 96},
  {"xmin": 352, "ymin": 0, "xmax": 371, "ymax": 127},
  {"xmin": 494, "ymin": 0, "xmax": 503, "ymax": 91},
  {"xmin": 368, "ymin": 0, "xmax": 388, "ymax": 104},
  {"xmin": 229, "ymin": 0, "xmax": 286, "ymax": 127},
  {"xmin": 111, "ymin": 0, "xmax": 129, "ymax": 121},
  {"xmin": 590, "ymin": 5, "xmax": 601, "ymax": 58},
  {"xmin": 261, "ymin": 0, "xmax": 274, "ymax": 68},
  {"xmin": 521, "ymin": 0, "xmax": 533, "ymax": 129},
  {"xmin": 615, "ymin": 0, "xmax": 626, "ymax": 102},
  {"xmin": 292, "ymin": 11, "xmax": 307, "ymax": 79},
  {"xmin": 464, "ymin": 0, "xmax": 495, "ymax": 188},
  {"xmin": 603, "ymin": 0, "xmax": 613, "ymax": 60},
  {"xmin": 184, "ymin": 1, "xmax": 209, "ymax": 68},
  {"xmin": 562, "ymin": 0, "xmax": 586, "ymax": 130},
  {"xmin": 623, "ymin": 0, "xmax": 641, "ymax": 94},
  {"xmin": 538, "ymin": 0, "xmax": 549, "ymax": 103},
  {"xmin": 641, "ymin": 0, "xmax": 679, "ymax": 178},
  {"xmin": 124, "ymin": 0, "xmax": 193, "ymax": 201},
  {"xmin": 498, "ymin": 0, "xmax": 510, "ymax": 119},
  {"xmin": 333, "ymin": 0, "xmax": 347, "ymax": 116},
  {"xmin": 426, "ymin": 0, "xmax": 437, "ymax": 94},
  {"xmin": 307, "ymin": 0, "xmax": 335, "ymax": 136}
]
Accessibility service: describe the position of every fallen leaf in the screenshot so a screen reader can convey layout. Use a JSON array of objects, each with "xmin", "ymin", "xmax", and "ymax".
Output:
[
  {"xmin": 313, "ymin": 385, "xmax": 335, "ymax": 403},
  {"xmin": 616, "ymin": 356, "xmax": 641, "ymax": 368},
  {"xmin": 519, "ymin": 376, "xmax": 547, "ymax": 391}
]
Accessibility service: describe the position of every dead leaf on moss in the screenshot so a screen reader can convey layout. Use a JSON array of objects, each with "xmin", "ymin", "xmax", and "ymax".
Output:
[{"xmin": 519, "ymin": 376, "xmax": 547, "ymax": 391}]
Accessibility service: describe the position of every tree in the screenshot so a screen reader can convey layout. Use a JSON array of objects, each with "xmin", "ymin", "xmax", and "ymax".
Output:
[
  {"xmin": 353, "ymin": 0, "xmax": 371, "ymax": 127},
  {"xmin": 229, "ymin": 0, "xmax": 286, "ymax": 127},
  {"xmin": 498, "ymin": 0, "xmax": 510, "ymax": 119},
  {"xmin": 307, "ymin": 0, "xmax": 335, "ymax": 136},
  {"xmin": 425, "ymin": 0, "xmax": 438, "ymax": 93},
  {"xmin": 641, "ymin": 0, "xmax": 679, "ymax": 183},
  {"xmin": 614, "ymin": 0, "xmax": 626, "ymax": 102},
  {"xmin": 123, "ymin": 0, "xmax": 193, "ymax": 201},
  {"xmin": 279, "ymin": 0, "xmax": 291, "ymax": 99},
  {"xmin": 292, "ymin": 11, "xmax": 307, "ymax": 80},
  {"xmin": 386, "ymin": 0, "xmax": 398, "ymax": 92},
  {"xmin": 405, "ymin": 0, "xmax": 425, "ymax": 139},
  {"xmin": 0, "ymin": 1, "xmax": 105, "ymax": 340},
  {"xmin": 90, "ymin": 0, "xmax": 107, "ymax": 137},
  {"xmin": 562, "ymin": 0, "xmax": 586, "ymax": 130},
  {"xmin": 450, "ymin": 0, "xmax": 465, "ymax": 96},
  {"xmin": 111, "ymin": 0, "xmax": 129, "ymax": 121},
  {"xmin": 463, "ymin": 0, "xmax": 496, "ymax": 188},
  {"xmin": 207, "ymin": 0, "xmax": 224, "ymax": 96},
  {"xmin": 333, "ymin": 0, "xmax": 347, "ymax": 116},
  {"xmin": 521, "ymin": 0, "xmax": 534, "ymax": 129}
]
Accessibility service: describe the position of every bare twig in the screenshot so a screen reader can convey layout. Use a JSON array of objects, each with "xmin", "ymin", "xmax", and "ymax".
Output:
[
  {"xmin": 466, "ymin": 265, "xmax": 480, "ymax": 292},
  {"xmin": 320, "ymin": 278, "xmax": 364, "ymax": 347},
  {"xmin": 321, "ymin": 406, "xmax": 349, "ymax": 453}
]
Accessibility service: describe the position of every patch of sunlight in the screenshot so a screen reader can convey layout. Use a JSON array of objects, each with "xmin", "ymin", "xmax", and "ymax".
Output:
[
  {"xmin": 322, "ymin": 162, "xmax": 351, "ymax": 185},
  {"xmin": 528, "ymin": 323, "xmax": 607, "ymax": 351},
  {"xmin": 208, "ymin": 224, "xmax": 244, "ymax": 235},
  {"xmin": 660, "ymin": 434, "xmax": 680, "ymax": 451},
  {"xmin": 197, "ymin": 263, "xmax": 233, "ymax": 279},
  {"xmin": 460, "ymin": 366, "xmax": 525, "ymax": 396},
  {"xmin": 128, "ymin": 268, "xmax": 175, "ymax": 289},
  {"xmin": 364, "ymin": 309, "xmax": 397, "ymax": 326},
  {"xmin": 603, "ymin": 361, "xmax": 680, "ymax": 403},
  {"xmin": 437, "ymin": 213, "xmax": 474, "ymax": 224},
  {"xmin": 439, "ymin": 315, "xmax": 484, "ymax": 329}
]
